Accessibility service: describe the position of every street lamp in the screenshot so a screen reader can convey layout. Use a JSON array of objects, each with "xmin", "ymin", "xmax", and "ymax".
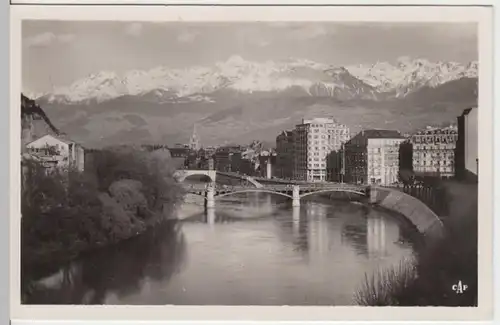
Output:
[{"xmin": 340, "ymin": 143, "xmax": 345, "ymax": 184}]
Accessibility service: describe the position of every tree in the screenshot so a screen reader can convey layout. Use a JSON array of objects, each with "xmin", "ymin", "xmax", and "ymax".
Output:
[{"xmin": 398, "ymin": 169, "xmax": 415, "ymax": 186}]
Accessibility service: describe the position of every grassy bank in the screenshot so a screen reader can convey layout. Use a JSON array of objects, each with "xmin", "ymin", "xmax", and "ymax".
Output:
[
  {"xmin": 21, "ymin": 146, "xmax": 185, "ymax": 285},
  {"xmin": 355, "ymin": 181, "xmax": 478, "ymax": 306}
]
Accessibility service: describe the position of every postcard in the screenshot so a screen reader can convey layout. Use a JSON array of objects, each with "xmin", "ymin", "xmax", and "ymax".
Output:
[{"xmin": 10, "ymin": 3, "xmax": 494, "ymax": 322}]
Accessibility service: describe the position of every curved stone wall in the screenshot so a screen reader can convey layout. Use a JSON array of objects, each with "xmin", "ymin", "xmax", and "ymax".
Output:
[{"xmin": 370, "ymin": 186, "xmax": 444, "ymax": 239}]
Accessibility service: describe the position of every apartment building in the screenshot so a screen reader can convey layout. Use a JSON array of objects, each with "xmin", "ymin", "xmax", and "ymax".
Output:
[
  {"xmin": 455, "ymin": 107, "xmax": 478, "ymax": 181},
  {"xmin": 410, "ymin": 125, "xmax": 458, "ymax": 178},
  {"xmin": 344, "ymin": 129, "xmax": 405, "ymax": 186},
  {"xmin": 214, "ymin": 145, "xmax": 242, "ymax": 172},
  {"xmin": 292, "ymin": 118, "xmax": 350, "ymax": 182},
  {"xmin": 275, "ymin": 130, "xmax": 294, "ymax": 179}
]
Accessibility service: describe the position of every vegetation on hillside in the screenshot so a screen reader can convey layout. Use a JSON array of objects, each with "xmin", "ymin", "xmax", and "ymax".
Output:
[
  {"xmin": 354, "ymin": 182, "xmax": 477, "ymax": 306},
  {"xmin": 21, "ymin": 146, "xmax": 185, "ymax": 283}
]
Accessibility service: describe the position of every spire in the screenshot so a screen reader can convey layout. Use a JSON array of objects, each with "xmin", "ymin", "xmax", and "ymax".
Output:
[
  {"xmin": 189, "ymin": 122, "xmax": 200, "ymax": 151},
  {"xmin": 192, "ymin": 123, "xmax": 198, "ymax": 138}
]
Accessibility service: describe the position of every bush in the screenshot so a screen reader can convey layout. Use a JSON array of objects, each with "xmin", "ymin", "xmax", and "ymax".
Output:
[
  {"xmin": 21, "ymin": 146, "xmax": 185, "ymax": 281},
  {"xmin": 88, "ymin": 146, "xmax": 185, "ymax": 211},
  {"xmin": 354, "ymin": 258, "xmax": 417, "ymax": 306}
]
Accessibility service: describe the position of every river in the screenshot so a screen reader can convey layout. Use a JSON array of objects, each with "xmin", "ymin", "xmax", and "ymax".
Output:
[{"xmin": 25, "ymin": 192, "xmax": 420, "ymax": 306}]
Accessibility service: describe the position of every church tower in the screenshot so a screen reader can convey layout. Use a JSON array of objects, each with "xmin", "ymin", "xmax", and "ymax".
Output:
[{"xmin": 189, "ymin": 123, "xmax": 201, "ymax": 151}]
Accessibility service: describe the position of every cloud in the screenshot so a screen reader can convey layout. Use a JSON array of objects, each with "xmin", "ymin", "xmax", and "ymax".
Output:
[
  {"xmin": 267, "ymin": 22, "xmax": 293, "ymax": 28},
  {"xmin": 256, "ymin": 40, "xmax": 270, "ymax": 47},
  {"xmin": 177, "ymin": 31, "xmax": 197, "ymax": 43},
  {"xmin": 58, "ymin": 34, "xmax": 76, "ymax": 43},
  {"xmin": 125, "ymin": 23, "xmax": 143, "ymax": 37},
  {"xmin": 267, "ymin": 22, "xmax": 331, "ymax": 40},
  {"xmin": 236, "ymin": 26, "xmax": 272, "ymax": 48},
  {"xmin": 288, "ymin": 24, "xmax": 329, "ymax": 40},
  {"xmin": 25, "ymin": 32, "xmax": 76, "ymax": 47}
]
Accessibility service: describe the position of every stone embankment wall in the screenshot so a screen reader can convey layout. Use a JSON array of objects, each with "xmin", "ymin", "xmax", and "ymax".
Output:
[{"xmin": 370, "ymin": 186, "xmax": 444, "ymax": 239}]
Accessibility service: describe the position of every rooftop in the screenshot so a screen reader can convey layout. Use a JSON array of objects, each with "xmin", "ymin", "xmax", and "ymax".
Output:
[
  {"xmin": 26, "ymin": 133, "xmax": 83, "ymax": 147},
  {"xmin": 461, "ymin": 106, "xmax": 477, "ymax": 116},
  {"xmin": 414, "ymin": 125, "xmax": 458, "ymax": 135},
  {"xmin": 359, "ymin": 129, "xmax": 405, "ymax": 139},
  {"xmin": 302, "ymin": 117, "xmax": 337, "ymax": 124}
]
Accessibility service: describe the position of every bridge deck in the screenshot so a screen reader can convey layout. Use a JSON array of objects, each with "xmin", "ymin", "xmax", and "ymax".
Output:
[{"xmin": 184, "ymin": 183, "xmax": 366, "ymax": 194}]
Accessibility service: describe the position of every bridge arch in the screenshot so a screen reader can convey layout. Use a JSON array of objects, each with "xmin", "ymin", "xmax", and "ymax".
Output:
[
  {"xmin": 242, "ymin": 177, "xmax": 264, "ymax": 188},
  {"xmin": 215, "ymin": 172, "xmax": 263, "ymax": 188},
  {"xmin": 174, "ymin": 170, "xmax": 216, "ymax": 183},
  {"xmin": 299, "ymin": 188, "xmax": 367, "ymax": 199}
]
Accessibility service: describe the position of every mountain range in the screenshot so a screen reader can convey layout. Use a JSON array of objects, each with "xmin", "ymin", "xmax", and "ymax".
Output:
[{"xmin": 26, "ymin": 56, "xmax": 478, "ymax": 148}]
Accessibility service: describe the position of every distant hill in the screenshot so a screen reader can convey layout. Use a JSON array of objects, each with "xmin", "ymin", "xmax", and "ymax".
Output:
[{"xmin": 28, "ymin": 56, "xmax": 478, "ymax": 148}]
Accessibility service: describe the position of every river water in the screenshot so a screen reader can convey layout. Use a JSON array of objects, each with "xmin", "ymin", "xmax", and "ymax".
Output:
[{"xmin": 26, "ymin": 192, "xmax": 419, "ymax": 306}]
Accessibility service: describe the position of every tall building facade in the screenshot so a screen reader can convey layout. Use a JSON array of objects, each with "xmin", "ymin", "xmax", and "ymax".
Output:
[
  {"xmin": 326, "ymin": 148, "xmax": 344, "ymax": 182},
  {"xmin": 455, "ymin": 107, "xmax": 478, "ymax": 181},
  {"xmin": 344, "ymin": 129, "xmax": 405, "ymax": 186},
  {"xmin": 275, "ymin": 130, "xmax": 294, "ymax": 179},
  {"xmin": 292, "ymin": 118, "xmax": 350, "ymax": 182},
  {"xmin": 410, "ymin": 126, "xmax": 458, "ymax": 178},
  {"xmin": 214, "ymin": 145, "xmax": 242, "ymax": 172}
]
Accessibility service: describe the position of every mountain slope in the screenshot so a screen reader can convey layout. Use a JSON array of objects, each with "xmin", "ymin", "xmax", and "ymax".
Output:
[
  {"xmin": 32, "ymin": 56, "xmax": 477, "ymax": 105},
  {"xmin": 346, "ymin": 57, "xmax": 478, "ymax": 97},
  {"xmin": 35, "ymin": 76, "xmax": 477, "ymax": 148},
  {"xmin": 28, "ymin": 56, "xmax": 478, "ymax": 147}
]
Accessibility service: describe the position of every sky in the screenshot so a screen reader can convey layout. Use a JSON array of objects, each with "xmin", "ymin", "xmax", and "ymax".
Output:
[{"xmin": 22, "ymin": 21, "xmax": 478, "ymax": 93}]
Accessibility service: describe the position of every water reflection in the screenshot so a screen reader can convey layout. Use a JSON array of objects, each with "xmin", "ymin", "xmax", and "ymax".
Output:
[
  {"xmin": 25, "ymin": 192, "xmax": 418, "ymax": 306},
  {"xmin": 25, "ymin": 222, "xmax": 187, "ymax": 305}
]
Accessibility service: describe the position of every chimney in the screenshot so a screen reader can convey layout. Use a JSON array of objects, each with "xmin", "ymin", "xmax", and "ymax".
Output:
[{"xmin": 361, "ymin": 130, "xmax": 364, "ymax": 136}]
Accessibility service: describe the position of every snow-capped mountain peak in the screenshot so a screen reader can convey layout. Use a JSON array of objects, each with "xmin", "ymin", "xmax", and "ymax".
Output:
[
  {"xmin": 31, "ymin": 56, "xmax": 478, "ymax": 104},
  {"xmin": 346, "ymin": 57, "xmax": 478, "ymax": 96}
]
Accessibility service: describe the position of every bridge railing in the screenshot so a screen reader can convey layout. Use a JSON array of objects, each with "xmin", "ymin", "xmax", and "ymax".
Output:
[{"xmin": 183, "ymin": 182, "xmax": 366, "ymax": 192}]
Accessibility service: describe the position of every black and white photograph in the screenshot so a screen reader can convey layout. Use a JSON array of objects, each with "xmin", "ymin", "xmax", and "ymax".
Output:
[{"xmin": 11, "ymin": 4, "xmax": 494, "ymax": 321}]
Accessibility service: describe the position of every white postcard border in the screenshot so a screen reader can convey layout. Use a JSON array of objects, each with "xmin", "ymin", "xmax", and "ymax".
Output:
[{"xmin": 9, "ymin": 4, "xmax": 495, "ymax": 322}]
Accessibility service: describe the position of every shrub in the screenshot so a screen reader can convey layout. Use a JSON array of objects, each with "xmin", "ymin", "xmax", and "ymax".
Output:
[
  {"xmin": 21, "ymin": 146, "xmax": 185, "ymax": 281},
  {"xmin": 88, "ymin": 146, "xmax": 185, "ymax": 213},
  {"xmin": 354, "ymin": 258, "xmax": 417, "ymax": 306},
  {"xmin": 355, "ymin": 182, "xmax": 478, "ymax": 306}
]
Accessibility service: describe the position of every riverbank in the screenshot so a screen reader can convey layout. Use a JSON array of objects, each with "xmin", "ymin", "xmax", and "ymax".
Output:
[
  {"xmin": 355, "ymin": 180, "xmax": 478, "ymax": 306},
  {"xmin": 23, "ymin": 192, "xmax": 416, "ymax": 305},
  {"xmin": 23, "ymin": 219, "xmax": 185, "ymax": 305},
  {"xmin": 21, "ymin": 147, "xmax": 185, "ymax": 288}
]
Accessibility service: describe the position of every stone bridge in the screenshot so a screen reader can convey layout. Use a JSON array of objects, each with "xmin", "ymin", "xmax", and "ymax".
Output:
[
  {"xmin": 184, "ymin": 183, "xmax": 368, "ymax": 208},
  {"xmin": 174, "ymin": 169, "xmax": 263, "ymax": 187},
  {"xmin": 173, "ymin": 169, "xmax": 217, "ymax": 183},
  {"xmin": 175, "ymin": 170, "xmax": 444, "ymax": 238}
]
